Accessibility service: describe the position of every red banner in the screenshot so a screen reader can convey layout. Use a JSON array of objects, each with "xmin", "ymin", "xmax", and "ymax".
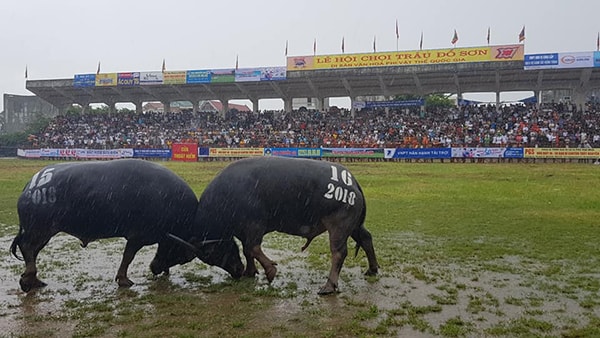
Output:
[{"xmin": 171, "ymin": 143, "xmax": 198, "ymax": 162}]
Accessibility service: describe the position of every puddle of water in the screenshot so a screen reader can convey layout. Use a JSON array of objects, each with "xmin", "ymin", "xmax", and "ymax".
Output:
[{"xmin": 1, "ymin": 232, "xmax": 599, "ymax": 337}]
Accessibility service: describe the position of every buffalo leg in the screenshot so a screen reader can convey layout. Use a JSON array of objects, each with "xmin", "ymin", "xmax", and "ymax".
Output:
[
  {"xmin": 351, "ymin": 226, "xmax": 379, "ymax": 276},
  {"xmin": 244, "ymin": 244, "xmax": 278, "ymax": 282},
  {"xmin": 319, "ymin": 232, "xmax": 349, "ymax": 295},
  {"xmin": 242, "ymin": 245, "xmax": 259, "ymax": 277},
  {"xmin": 115, "ymin": 240, "xmax": 143, "ymax": 287},
  {"xmin": 18, "ymin": 234, "xmax": 52, "ymax": 292}
]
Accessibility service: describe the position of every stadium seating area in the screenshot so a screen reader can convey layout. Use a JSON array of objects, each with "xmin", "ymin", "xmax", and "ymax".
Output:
[{"xmin": 24, "ymin": 101, "xmax": 600, "ymax": 149}]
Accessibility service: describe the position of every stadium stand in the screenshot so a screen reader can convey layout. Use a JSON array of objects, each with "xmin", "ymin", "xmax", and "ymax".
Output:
[{"xmin": 22, "ymin": 101, "xmax": 600, "ymax": 150}]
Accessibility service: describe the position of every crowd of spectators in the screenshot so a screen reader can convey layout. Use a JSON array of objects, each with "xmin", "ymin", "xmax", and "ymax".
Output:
[{"xmin": 24, "ymin": 101, "xmax": 600, "ymax": 150}]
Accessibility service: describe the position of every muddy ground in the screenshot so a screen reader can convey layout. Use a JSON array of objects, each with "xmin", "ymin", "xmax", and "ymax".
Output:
[{"xmin": 1, "ymin": 231, "xmax": 600, "ymax": 337}]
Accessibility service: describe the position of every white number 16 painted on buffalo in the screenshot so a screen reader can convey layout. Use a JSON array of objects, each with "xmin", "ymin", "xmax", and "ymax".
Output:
[{"xmin": 323, "ymin": 165, "xmax": 356, "ymax": 205}]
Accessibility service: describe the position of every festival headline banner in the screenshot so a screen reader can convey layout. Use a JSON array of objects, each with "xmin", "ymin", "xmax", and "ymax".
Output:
[{"xmin": 287, "ymin": 44, "xmax": 524, "ymax": 71}]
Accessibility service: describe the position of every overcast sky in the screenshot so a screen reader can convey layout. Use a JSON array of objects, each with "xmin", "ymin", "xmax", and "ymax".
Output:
[{"xmin": 2, "ymin": 0, "xmax": 599, "ymax": 111}]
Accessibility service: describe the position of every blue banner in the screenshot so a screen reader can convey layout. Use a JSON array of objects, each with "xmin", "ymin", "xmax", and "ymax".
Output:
[
  {"xmin": 73, "ymin": 74, "xmax": 96, "ymax": 87},
  {"xmin": 198, "ymin": 147, "xmax": 210, "ymax": 157},
  {"xmin": 524, "ymin": 53, "xmax": 559, "ymax": 69},
  {"xmin": 133, "ymin": 148, "xmax": 171, "ymax": 158},
  {"xmin": 385, "ymin": 148, "xmax": 451, "ymax": 159},
  {"xmin": 264, "ymin": 148, "xmax": 298, "ymax": 157},
  {"xmin": 186, "ymin": 70, "xmax": 211, "ymax": 84},
  {"xmin": 503, "ymin": 148, "xmax": 524, "ymax": 158}
]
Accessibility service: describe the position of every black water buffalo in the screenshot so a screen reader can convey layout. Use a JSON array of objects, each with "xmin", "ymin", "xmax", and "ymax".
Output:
[
  {"xmin": 10, "ymin": 159, "xmax": 243, "ymax": 292},
  {"xmin": 176, "ymin": 156, "xmax": 379, "ymax": 295}
]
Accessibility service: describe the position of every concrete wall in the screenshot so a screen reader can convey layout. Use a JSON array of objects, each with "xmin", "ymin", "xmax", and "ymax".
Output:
[{"xmin": 2, "ymin": 94, "xmax": 58, "ymax": 133}]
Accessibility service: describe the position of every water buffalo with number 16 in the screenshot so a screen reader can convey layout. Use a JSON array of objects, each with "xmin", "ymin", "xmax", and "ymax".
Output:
[
  {"xmin": 171, "ymin": 157, "xmax": 379, "ymax": 295},
  {"xmin": 10, "ymin": 159, "xmax": 244, "ymax": 292}
]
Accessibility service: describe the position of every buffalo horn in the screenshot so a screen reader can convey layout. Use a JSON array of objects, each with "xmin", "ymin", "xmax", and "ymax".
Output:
[
  {"xmin": 167, "ymin": 233, "xmax": 222, "ymax": 250},
  {"xmin": 167, "ymin": 233, "xmax": 199, "ymax": 251}
]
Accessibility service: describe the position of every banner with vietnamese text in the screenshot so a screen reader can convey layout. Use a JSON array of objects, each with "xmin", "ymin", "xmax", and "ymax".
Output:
[{"xmin": 288, "ymin": 44, "xmax": 524, "ymax": 71}]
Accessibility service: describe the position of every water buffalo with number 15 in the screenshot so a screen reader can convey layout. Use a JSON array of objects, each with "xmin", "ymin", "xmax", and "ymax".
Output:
[
  {"xmin": 10, "ymin": 159, "xmax": 244, "ymax": 292},
  {"xmin": 172, "ymin": 157, "xmax": 379, "ymax": 295}
]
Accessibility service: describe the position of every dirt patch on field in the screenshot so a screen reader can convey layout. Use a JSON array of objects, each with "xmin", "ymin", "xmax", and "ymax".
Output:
[{"xmin": 1, "ymin": 232, "xmax": 600, "ymax": 337}]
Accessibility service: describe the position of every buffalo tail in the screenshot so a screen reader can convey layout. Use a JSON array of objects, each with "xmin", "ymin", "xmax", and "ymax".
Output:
[{"xmin": 10, "ymin": 227, "xmax": 24, "ymax": 261}]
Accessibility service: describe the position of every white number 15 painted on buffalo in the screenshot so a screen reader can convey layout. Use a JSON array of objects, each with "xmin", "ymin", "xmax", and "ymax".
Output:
[
  {"xmin": 323, "ymin": 165, "xmax": 356, "ymax": 205},
  {"xmin": 27, "ymin": 168, "xmax": 57, "ymax": 205}
]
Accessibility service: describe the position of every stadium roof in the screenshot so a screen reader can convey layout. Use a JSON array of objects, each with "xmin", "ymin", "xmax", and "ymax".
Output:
[{"xmin": 25, "ymin": 61, "xmax": 600, "ymax": 110}]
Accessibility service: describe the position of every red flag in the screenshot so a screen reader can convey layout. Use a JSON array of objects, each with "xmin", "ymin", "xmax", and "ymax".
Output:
[
  {"xmin": 313, "ymin": 38, "xmax": 317, "ymax": 55},
  {"xmin": 395, "ymin": 19, "xmax": 399, "ymax": 39},
  {"xmin": 487, "ymin": 27, "xmax": 490, "ymax": 45},
  {"xmin": 373, "ymin": 35, "xmax": 376, "ymax": 52},
  {"xmin": 519, "ymin": 26, "xmax": 525, "ymax": 42},
  {"xmin": 451, "ymin": 29, "xmax": 458, "ymax": 45},
  {"xmin": 285, "ymin": 40, "xmax": 288, "ymax": 56},
  {"xmin": 341, "ymin": 36, "xmax": 345, "ymax": 53}
]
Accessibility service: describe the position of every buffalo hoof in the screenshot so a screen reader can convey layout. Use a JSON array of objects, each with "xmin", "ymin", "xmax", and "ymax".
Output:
[
  {"xmin": 116, "ymin": 276, "xmax": 134, "ymax": 288},
  {"xmin": 265, "ymin": 266, "xmax": 277, "ymax": 283},
  {"xmin": 19, "ymin": 277, "xmax": 47, "ymax": 293},
  {"xmin": 317, "ymin": 284, "xmax": 338, "ymax": 295},
  {"xmin": 242, "ymin": 269, "xmax": 258, "ymax": 278},
  {"xmin": 364, "ymin": 268, "xmax": 378, "ymax": 276}
]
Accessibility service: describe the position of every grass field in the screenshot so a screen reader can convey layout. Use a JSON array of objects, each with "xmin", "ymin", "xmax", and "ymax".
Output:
[{"xmin": 1, "ymin": 159, "xmax": 600, "ymax": 337}]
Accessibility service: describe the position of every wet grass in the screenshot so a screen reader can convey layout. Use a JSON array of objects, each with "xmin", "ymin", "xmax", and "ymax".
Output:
[{"xmin": 1, "ymin": 159, "xmax": 600, "ymax": 337}]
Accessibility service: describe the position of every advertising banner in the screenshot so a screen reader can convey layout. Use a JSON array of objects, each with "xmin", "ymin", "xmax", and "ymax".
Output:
[
  {"xmin": 451, "ymin": 147, "xmax": 523, "ymax": 158},
  {"xmin": 595, "ymin": 51, "xmax": 600, "ymax": 67},
  {"xmin": 95, "ymin": 73, "xmax": 118, "ymax": 86},
  {"xmin": 117, "ymin": 72, "xmax": 140, "ymax": 86},
  {"xmin": 322, "ymin": 148, "xmax": 383, "ymax": 158},
  {"xmin": 524, "ymin": 148, "xmax": 600, "ymax": 158},
  {"xmin": 264, "ymin": 148, "xmax": 298, "ymax": 157},
  {"xmin": 17, "ymin": 149, "xmax": 41, "ymax": 158},
  {"xmin": 260, "ymin": 67, "xmax": 286, "ymax": 81},
  {"xmin": 288, "ymin": 44, "xmax": 524, "ymax": 71},
  {"xmin": 384, "ymin": 148, "xmax": 452, "ymax": 159},
  {"xmin": 186, "ymin": 70, "xmax": 211, "ymax": 84},
  {"xmin": 139, "ymin": 71, "xmax": 163, "ymax": 85},
  {"xmin": 235, "ymin": 68, "xmax": 262, "ymax": 82},
  {"xmin": 210, "ymin": 69, "xmax": 236, "ymax": 83},
  {"xmin": 234, "ymin": 67, "xmax": 287, "ymax": 82},
  {"xmin": 171, "ymin": 143, "xmax": 198, "ymax": 161},
  {"xmin": 78, "ymin": 149, "xmax": 123, "ymax": 159},
  {"xmin": 40, "ymin": 148, "xmax": 78, "ymax": 158},
  {"xmin": 524, "ymin": 52, "xmax": 595, "ymax": 70},
  {"xmin": 133, "ymin": 148, "xmax": 171, "ymax": 158},
  {"xmin": 263, "ymin": 148, "xmax": 322, "ymax": 157},
  {"xmin": 209, "ymin": 148, "xmax": 264, "ymax": 157},
  {"xmin": 163, "ymin": 71, "xmax": 187, "ymax": 85},
  {"xmin": 355, "ymin": 99, "xmax": 424, "ymax": 109},
  {"xmin": 73, "ymin": 74, "xmax": 96, "ymax": 87}
]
